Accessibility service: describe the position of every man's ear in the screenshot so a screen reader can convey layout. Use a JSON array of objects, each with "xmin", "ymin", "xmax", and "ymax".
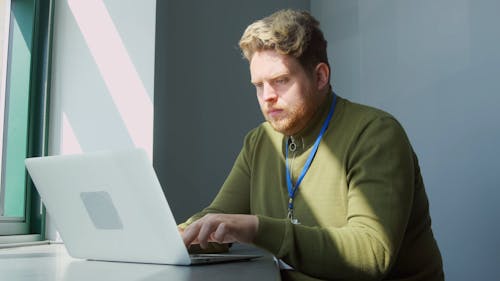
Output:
[{"xmin": 315, "ymin": 62, "xmax": 330, "ymax": 91}]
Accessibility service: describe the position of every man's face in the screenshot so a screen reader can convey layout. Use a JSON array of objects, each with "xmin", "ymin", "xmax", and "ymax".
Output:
[{"xmin": 250, "ymin": 50, "xmax": 321, "ymax": 136}]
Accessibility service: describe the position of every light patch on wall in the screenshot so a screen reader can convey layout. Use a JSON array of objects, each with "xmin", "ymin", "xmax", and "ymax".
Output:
[
  {"xmin": 62, "ymin": 113, "xmax": 82, "ymax": 154},
  {"xmin": 67, "ymin": 0, "xmax": 153, "ymax": 158}
]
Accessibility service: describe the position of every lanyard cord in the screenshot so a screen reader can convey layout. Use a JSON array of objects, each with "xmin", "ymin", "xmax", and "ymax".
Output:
[{"xmin": 285, "ymin": 94, "xmax": 337, "ymax": 222}]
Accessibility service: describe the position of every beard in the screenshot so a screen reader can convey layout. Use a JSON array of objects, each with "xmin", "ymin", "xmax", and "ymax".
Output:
[{"xmin": 264, "ymin": 103, "xmax": 313, "ymax": 136}]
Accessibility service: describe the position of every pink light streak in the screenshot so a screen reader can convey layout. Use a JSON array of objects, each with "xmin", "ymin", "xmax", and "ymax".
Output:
[{"xmin": 67, "ymin": 0, "xmax": 153, "ymax": 158}]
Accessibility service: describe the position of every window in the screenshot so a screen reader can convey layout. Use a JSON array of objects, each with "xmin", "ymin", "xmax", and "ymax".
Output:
[{"xmin": 0, "ymin": 0, "xmax": 53, "ymax": 239}]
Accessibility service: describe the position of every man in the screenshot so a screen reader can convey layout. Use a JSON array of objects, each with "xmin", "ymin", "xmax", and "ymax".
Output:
[{"xmin": 180, "ymin": 9, "xmax": 444, "ymax": 281}]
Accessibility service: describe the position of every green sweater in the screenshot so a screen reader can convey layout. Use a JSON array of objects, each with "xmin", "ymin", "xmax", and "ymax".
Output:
[{"xmin": 184, "ymin": 94, "xmax": 444, "ymax": 281}]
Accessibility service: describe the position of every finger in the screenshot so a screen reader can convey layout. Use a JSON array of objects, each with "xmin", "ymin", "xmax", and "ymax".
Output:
[
  {"xmin": 213, "ymin": 222, "xmax": 228, "ymax": 244},
  {"xmin": 182, "ymin": 222, "xmax": 201, "ymax": 247},
  {"xmin": 197, "ymin": 219, "xmax": 219, "ymax": 249}
]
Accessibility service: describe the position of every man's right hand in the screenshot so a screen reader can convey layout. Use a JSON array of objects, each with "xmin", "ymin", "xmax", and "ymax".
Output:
[{"xmin": 181, "ymin": 213, "xmax": 259, "ymax": 249}]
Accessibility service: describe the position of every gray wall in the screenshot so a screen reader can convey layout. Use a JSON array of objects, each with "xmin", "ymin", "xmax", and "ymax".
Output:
[
  {"xmin": 153, "ymin": 1, "xmax": 310, "ymax": 223},
  {"xmin": 312, "ymin": 1, "xmax": 500, "ymax": 280}
]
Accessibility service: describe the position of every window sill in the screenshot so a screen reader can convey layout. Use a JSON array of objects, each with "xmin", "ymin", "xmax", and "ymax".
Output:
[{"xmin": 0, "ymin": 234, "xmax": 47, "ymax": 249}]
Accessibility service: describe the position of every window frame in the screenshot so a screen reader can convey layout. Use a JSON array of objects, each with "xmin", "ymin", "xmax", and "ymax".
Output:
[
  {"xmin": 0, "ymin": 0, "xmax": 54, "ymax": 239},
  {"xmin": 0, "ymin": 0, "xmax": 11, "ymax": 195}
]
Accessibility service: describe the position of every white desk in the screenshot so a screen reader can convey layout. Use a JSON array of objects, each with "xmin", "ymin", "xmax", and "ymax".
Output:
[{"xmin": 0, "ymin": 243, "xmax": 280, "ymax": 281}]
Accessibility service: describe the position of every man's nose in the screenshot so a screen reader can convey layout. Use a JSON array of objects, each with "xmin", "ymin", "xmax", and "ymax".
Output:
[{"xmin": 262, "ymin": 84, "xmax": 278, "ymax": 102}]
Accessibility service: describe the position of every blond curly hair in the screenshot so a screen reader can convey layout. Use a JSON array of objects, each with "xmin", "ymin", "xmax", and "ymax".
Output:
[{"xmin": 239, "ymin": 9, "xmax": 329, "ymax": 72}]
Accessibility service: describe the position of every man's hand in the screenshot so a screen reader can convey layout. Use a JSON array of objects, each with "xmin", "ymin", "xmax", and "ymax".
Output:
[{"xmin": 181, "ymin": 214, "xmax": 259, "ymax": 249}]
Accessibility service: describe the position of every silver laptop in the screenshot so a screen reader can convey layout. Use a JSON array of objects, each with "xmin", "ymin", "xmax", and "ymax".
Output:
[{"xmin": 25, "ymin": 148, "xmax": 260, "ymax": 265}]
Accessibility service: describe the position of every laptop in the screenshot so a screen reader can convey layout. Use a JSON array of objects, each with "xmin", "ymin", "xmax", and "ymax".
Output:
[{"xmin": 24, "ymin": 148, "xmax": 261, "ymax": 265}]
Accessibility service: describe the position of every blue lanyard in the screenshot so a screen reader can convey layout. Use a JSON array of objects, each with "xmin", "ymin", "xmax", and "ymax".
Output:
[{"xmin": 285, "ymin": 94, "xmax": 337, "ymax": 223}]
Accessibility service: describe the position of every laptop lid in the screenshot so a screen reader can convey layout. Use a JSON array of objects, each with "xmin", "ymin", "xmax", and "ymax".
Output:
[{"xmin": 25, "ymin": 148, "xmax": 193, "ymax": 265}]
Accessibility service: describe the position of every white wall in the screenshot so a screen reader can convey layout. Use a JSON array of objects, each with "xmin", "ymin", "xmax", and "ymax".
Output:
[
  {"xmin": 312, "ymin": 1, "xmax": 500, "ymax": 280},
  {"xmin": 47, "ymin": 0, "xmax": 156, "ymax": 239},
  {"xmin": 50, "ymin": 0, "xmax": 155, "ymax": 157}
]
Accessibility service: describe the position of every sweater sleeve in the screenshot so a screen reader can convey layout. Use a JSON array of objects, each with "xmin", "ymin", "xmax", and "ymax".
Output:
[{"xmin": 253, "ymin": 116, "xmax": 416, "ymax": 281}]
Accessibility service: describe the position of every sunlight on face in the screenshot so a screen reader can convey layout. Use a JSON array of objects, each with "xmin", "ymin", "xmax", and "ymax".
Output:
[{"xmin": 250, "ymin": 50, "xmax": 321, "ymax": 136}]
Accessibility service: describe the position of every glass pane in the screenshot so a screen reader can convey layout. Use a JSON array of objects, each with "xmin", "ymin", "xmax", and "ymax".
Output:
[{"xmin": 1, "ymin": 0, "xmax": 30, "ymax": 219}]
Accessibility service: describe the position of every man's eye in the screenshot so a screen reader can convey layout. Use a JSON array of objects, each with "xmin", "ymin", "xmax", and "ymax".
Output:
[{"xmin": 275, "ymin": 78, "xmax": 288, "ymax": 85}]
